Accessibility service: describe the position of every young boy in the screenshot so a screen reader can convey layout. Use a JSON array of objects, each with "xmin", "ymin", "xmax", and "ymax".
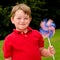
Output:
[{"xmin": 3, "ymin": 3, "xmax": 55, "ymax": 60}]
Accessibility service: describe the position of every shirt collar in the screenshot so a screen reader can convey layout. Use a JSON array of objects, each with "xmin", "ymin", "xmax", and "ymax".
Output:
[{"xmin": 13, "ymin": 27, "xmax": 32, "ymax": 34}]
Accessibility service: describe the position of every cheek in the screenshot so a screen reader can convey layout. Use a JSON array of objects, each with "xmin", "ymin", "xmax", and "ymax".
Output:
[
  {"xmin": 27, "ymin": 21, "xmax": 31, "ymax": 25},
  {"xmin": 26, "ymin": 20, "xmax": 31, "ymax": 23}
]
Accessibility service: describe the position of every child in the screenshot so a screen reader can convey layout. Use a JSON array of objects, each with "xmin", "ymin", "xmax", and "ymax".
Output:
[{"xmin": 3, "ymin": 3, "xmax": 55, "ymax": 60}]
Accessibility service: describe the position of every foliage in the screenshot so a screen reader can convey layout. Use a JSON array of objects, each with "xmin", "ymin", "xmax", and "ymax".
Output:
[
  {"xmin": 0, "ymin": 6, "xmax": 13, "ymax": 39},
  {"xmin": 47, "ymin": 0, "xmax": 60, "ymax": 29}
]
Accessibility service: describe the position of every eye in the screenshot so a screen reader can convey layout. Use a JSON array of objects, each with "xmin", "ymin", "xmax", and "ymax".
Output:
[
  {"xmin": 17, "ymin": 18, "xmax": 21, "ymax": 20},
  {"xmin": 24, "ymin": 18, "xmax": 28, "ymax": 20}
]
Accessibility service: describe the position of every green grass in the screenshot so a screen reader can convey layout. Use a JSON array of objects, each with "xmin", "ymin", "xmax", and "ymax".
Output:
[
  {"xmin": 0, "ymin": 29, "xmax": 60, "ymax": 60},
  {"xmin": 0, "ymin": 40, "xmax": 4, "ymax": 60}
]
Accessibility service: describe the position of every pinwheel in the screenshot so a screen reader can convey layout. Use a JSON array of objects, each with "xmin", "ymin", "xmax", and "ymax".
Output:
[{"xmin": 39, "ymin": 18, "xmax": 56, "ymax": 60}]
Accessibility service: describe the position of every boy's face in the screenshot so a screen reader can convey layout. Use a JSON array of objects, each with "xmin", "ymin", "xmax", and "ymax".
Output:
[{"xmin": 11, "ymin": 9, "xmax": 31, "ymax": 31}]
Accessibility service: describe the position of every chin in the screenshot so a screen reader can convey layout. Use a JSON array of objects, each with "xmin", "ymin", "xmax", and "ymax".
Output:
[{"xmin": 19, "ymin": 27, "xmax": 27, "ymax": 30}]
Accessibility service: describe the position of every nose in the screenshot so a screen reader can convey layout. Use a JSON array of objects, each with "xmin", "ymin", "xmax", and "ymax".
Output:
[{"xmin": 20, "ymin": 19, "xmax": 24, "ymax": 23}]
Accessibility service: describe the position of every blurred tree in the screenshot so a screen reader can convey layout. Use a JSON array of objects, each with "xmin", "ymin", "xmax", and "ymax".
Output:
[
  {"xmin": 0, "ymin": 6, "xmax": 14, "ymax": 39},
  {"xmin": 48, "ymin": 0, "xmax": 60, "ymax": 29},
  {"xmin": 0, "ymin": 0, "xmax": 17, "ymax": 7}
]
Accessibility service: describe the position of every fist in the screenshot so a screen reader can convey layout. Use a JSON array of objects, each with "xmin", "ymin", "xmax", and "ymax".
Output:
[{"xmin": 48, "ymin": 46, "xmax": 55, "ymax": 56}]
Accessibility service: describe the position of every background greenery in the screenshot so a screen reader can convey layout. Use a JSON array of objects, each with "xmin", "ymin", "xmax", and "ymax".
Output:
[
  {"xmin": 0, "ymin": 0, "xmax": 60, "ymax": 40},
  {"xmin": 0, "ymin": 29, "xmax": 60, "ymax": 60}
]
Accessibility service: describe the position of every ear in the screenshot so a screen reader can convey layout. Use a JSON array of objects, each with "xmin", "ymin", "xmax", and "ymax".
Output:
[{"xmin": 11, "ymin": 17, "xmax": 14, "ymax": 24}]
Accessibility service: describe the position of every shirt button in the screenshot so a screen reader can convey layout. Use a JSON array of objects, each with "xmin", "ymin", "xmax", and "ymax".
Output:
[{"xmin": 25, "ymin": 35, "xmax": 27, "ymax": 37}]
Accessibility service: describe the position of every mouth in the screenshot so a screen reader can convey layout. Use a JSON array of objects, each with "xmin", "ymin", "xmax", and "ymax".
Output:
[
  {"xmin": 19, "ymin": 24, "xmax": 26, "ymax": 26},
  {"xmin": 19, "ymin": 24, "xmax": 25, "ymax": 25}
]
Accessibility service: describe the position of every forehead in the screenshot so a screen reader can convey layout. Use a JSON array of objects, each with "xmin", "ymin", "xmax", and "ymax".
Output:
[
  {"xmin": 15, "ymin": 9, "xmax": 25, "ymax": 14},
  {"xmin": 15, "ymin": 9, "xmax": 29, "ymax": 17}
]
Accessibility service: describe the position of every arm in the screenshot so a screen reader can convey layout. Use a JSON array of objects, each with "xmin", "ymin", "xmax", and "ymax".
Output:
[
  {"xmin": 3, "ymin": 37, "xmax": 12, "ymax": 60},
  {"xmin": 40, "ymin": 46, "xmax": 55, "ymax": 57}
]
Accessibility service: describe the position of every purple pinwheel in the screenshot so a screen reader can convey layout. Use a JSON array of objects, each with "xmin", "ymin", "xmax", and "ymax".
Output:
[
  {"xmin": 39, "ymin": 18, "xmax": 56, "ymax": 60},
  {"xmin": 39, "ymin": 18, "xmax": 56, "ymax": 39}
]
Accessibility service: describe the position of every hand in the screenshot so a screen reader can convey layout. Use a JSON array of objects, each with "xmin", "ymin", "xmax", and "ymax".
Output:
[{"xmin": 48, "ymin": 45, "xmax": 55, "ymax": 56}]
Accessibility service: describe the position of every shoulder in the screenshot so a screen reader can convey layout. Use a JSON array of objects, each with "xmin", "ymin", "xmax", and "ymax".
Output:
[
  {"xmin": 32, "ymin": 29, "xmax": 44, "ymax": 44},
  {"xmin": 32, "ymin": 29, "xmax": 43, "ymax": 37},
  {"xmin": 4, "ymin": 32, "xmax": 14, "ymax": 42},
  {"xmin": 32, "ymin": 29, "xmax": 39, "ymax": 33}
]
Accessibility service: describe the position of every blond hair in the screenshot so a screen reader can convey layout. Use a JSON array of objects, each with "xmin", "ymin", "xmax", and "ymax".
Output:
[{"xmin": 11, "ymin": 3, "xmax": 31, "ymax": 17}]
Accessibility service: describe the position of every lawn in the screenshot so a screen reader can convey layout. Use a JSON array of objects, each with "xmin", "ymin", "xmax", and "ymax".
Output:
[
  {"xmin": 0, "ymin": 29, "xmax": 60, "ymax": 60},
  {"xmin": 0, "ymin": 40, "xmax": 4, "ymax": 60}
]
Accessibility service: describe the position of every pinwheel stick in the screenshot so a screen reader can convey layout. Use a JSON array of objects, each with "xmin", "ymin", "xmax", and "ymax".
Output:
[{"xmin": 48, "ymin": 38, "xmax": 55, "ymax": 60}]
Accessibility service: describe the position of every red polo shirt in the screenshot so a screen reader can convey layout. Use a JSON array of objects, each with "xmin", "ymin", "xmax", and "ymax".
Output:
[{"xmin": 3, "ymin": 27, "xmax": 44, "ymax": 60}]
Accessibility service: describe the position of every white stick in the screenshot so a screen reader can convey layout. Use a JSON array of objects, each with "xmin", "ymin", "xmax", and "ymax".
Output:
[
  {"xmin": 48, "ymin": 38, "xmax": 51, "ymax": 46},
  {"xmin": 48, "ymin": 38, "xmax": 55, "ymax": 60}
]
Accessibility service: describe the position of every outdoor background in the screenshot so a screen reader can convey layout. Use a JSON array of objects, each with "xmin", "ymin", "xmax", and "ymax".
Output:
[{"xmin": 0, "ymin": 0, "xmax": 60, "ymax": 60}]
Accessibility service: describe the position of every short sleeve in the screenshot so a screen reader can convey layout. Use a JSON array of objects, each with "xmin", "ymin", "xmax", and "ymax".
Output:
[
  {"xmin": 3, "ymin": 36, "xmax": 12, "ymax": 58},
  {"xmin": 38, "ymin": 33, "xmax": 44, "ymax": 48}
]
